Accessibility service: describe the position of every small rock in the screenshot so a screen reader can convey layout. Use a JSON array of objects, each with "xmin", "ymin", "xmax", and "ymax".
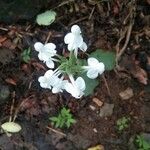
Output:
[
  {"xmin": 119, "ymin": 87, "xmax": 134, "ymax": 100},
  {"xmin": 92, "ymin": 97, "xmax": 103, "ymax": 107},
  {"xmin": 99, "ymin": 103, "xmax": 114, "ymax": 117},
  {"xmin": 89, "ymin": 105, "xmax": 96, "ymax": 111},
  {"xmin": 93, "ymin": 128, "xmax": 98, "ymax": 133}
]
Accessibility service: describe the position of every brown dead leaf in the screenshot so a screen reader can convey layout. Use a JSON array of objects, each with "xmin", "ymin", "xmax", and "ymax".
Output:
[
  {"xmin": 31, "ymin": 62, "xmax": 46, "ymax": 71},
  {"xmin": 0, "ymin": 36, "xmax": 7, "ymax": 43},
  {"xmin": 88, "ymin": 144, "xmax": 104, "ymax": 150},
  {"xmin": 120, "ymin": 55, "xmax": 148, "ymax": 85},
  {"xmin": 131, "ymin": 65, "xmax": 148, "ymax": 85},
  {"xmin": 20, "ymin": 96, "xmax": 41, "ymax": 116},
  {"xmin": 21, "ymin": 64, "xmax": 31, "ymax": 74},
  {"xmin": 119, "ymin": 87, "xmax": 134, "ymax": 100},
  {"xmin": 92, "ymin": 97, "xmax": 103, "ymax": 107},
  {"xmin": 5, "ymin": 78, "xmax": 17, "ymax": 86},
  {"xmin": 2, "ymin": 39, "xmax": 16, "ymax": 50}
]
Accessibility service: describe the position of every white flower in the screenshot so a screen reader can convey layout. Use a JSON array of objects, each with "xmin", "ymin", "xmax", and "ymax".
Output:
[
  {"xmin": 38, "ymin": 69, "xmax": 66, "ymax": 93},
  {"xmin": 65, "ymin": 75, "xmax": 85, "ymax": 99},
  {"xmin": 64, "ymin": 25, "xmax": 87, "ymax": 57},
  {"xmin": 34, "ymin": 42, "xmax": 57, "ymax": 68},
  {"xmin": 38, "ymin": 70, "xmax": 54, "ymax": 89},
  {"xmin": 83, "ymin": 57, "xmax": 105, "ymax": 79},
  {"xmin": 51, "ymin": 77, "xmax": 68, "ymax": 93}
]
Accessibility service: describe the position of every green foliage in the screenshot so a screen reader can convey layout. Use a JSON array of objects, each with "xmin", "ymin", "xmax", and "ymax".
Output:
[
  {"xmin": 135, "ymin": 135, "xmax": 150, "ymax": 150},
  {"xmin": 89, "ymin": 49, "xmax": 116, "ymax": 70},
  {"xmin": 116, "ymin": 117, "xmax": 130, "ymax": 131},
  {"xmin": 49, "ymin": 107, "xmax": 76, "ymax": 128},
  {"xmin": 59, "ymin": 52, "xmax": 83, "ymax": 75},
  {"xmin": 79, "ymin": 72, "xmax": 99, "ymax": 96},
  {"xmin": 36, "ymin": 10, "xmax": 56, "ymax": 26},
  {"xmin": 21, "ymin": 47, "xmax": 31, "ymax": 63}
]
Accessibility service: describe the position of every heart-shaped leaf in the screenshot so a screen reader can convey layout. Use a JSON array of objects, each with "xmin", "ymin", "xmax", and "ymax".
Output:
[{"xmin": 89, "ymin": 49, "xmax": 116, "ymax": 70}]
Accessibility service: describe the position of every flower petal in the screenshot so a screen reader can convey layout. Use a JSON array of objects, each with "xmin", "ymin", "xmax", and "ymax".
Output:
[
  {"xmin": 96, "ymin": 62, "xmax": 105, "ymax": 74},
  {"xmin": 34, "ymin": 42, "xmax": 43, "ymax": 52},
  {"xmin": 88, "ymin": 57, "xmax": 99, "ymax": 66},
  {"xmin": 67, "ymin": 43, "xmax": 74, "ymax": 51},
  {"xmin": 75, "ymin": 77, "xmax": 85, "ymax": 91},
  {"xmin": 64, "ymin": 33, "xmax": 74, "ymax": 44},
  {"xmin": 45, "ymin": 59, "xmax": 55, "ymax": 68},
  {"xmin": 44, "ymin": 43, "xmax": 56, "ymax": 51},
  {"xmin": 71, "ymin": 25, "xmax": 81, "ymax": 34},
  {"xmin": 52, "ymin": 87, "xmax": 62, "ymax": 93},
  {"xmin": 65, "ymin": 82, "xmax": 74, "ymax": 95},
  {"xmin": 38, "ymin": 52, "xmax": 51, "ymax": 61},
  {"xmin": 44, "ymin": 70, "xmax": 54, "ymax": 78},
  {"xmin": 38, "ymin": 76, "xmax": 48, "ymax": 88},
  {"xmin": 87, "ymin": 69, "xmax": 99, "ymax": 79},
  {"xmin": 73, "ymin": 35, "xmax": 83, "ymax": 47}
]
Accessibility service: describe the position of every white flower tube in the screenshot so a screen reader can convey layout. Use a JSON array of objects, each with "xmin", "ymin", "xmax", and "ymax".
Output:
[
  {"xmin": 83, "ymin": 57, "xmax": 105, "ymax": 79},
  {"xmin": 64, "ymin": 25, "xmax": 87, "ymax": 57},
  {"xmin": 65, "ymin": 75, "xmax": 85, "ymax": 99}
]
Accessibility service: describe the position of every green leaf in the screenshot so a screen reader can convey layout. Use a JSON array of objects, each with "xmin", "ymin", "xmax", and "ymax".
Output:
[
  {"xmin": 36, "ymin": 10, "xmax": 56, "ymax": 26},
  {"xmin": 89, "ymin": 49, "xmax": 116, "ymax": 70},
  {"xmin": 50, "ymin": 107, "xmax": 75, "ymax": 128},
  {"xmin": 49, "ymin": 117, "xmax": 58, "ymax": 122},
  {"xmin": 21, "ymin": 48, "xmax": 31, "ymax": 63},
  {"xmin": 79, "ymin": 72, "xmax": 99, "ymax": 96}
]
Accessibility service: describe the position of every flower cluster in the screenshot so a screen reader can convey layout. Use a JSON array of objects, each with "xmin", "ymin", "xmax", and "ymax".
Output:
[{"xmin": 34, "ymin": 25, "xmax": 105, "ymax": 99}]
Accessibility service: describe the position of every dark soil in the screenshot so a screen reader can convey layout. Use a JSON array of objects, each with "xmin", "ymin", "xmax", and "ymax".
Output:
[{"xmin": 0, "ymin": 0, "xmax": 150, "ymax": 150}]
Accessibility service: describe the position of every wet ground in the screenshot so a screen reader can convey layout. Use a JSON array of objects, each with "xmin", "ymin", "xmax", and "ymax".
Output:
[{"xmin": 0, "ymin": 0, "xmax": 150, "ymax": 150}]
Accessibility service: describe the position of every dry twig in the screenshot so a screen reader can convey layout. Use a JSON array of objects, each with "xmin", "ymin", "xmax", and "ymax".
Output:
[
  {"xmin": 46, "ymin": 126, "xmax": 67, "ymax": 137},
  {"xmin": 115, "ymin": 1, "xmax": 136, "ymax": 65},
  {"xmin": 102, "ymin": 74, "xmax": 111, "ymax": 97}
]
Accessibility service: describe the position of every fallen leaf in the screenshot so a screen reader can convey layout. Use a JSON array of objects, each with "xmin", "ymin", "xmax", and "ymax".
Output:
[
  {"xmin": 2, "ymin": 39, "xmax": 16, "ymax": 50},
  {"xmin": 131, "ymin": 66, "xmax": 148, "ymax": 85},
  {"xmin": 1, "ymin": 122, "xmax": 21, "ymax": 133},
  {"xmin": 36, "ymin": 10, "xmax": 56, "ymax": 26},
  {"xmin": 119, "ymin": 87, "xmax": 134, "ymax": 100},
  {"xmin": 99, "ymin": 103, "xmax": 114, "ymax": 117},
  {"xmin": 92, "ymin": 97, "xmax": 103, "ymax": 107},
  {"xmin": 120, "ymin": 55, "xmax": 148, "ymax": 85},
  {"xmin": 20, "ymin": 96, "xmax": 41, "ymax": 116},
  {"xmin": 5, "ymin": 78, "xmax": 17, "ymax": 85},
  {"xmin": 0, "ymin": 36, "xmax": 7, "ymax": 43},
  {"xmin": 88, "ymin": 144, "xmax": 104, "ymax": 150},
  {"xmin": 31, "ymin": 62, "xmax": 46, "ymax": 71}
]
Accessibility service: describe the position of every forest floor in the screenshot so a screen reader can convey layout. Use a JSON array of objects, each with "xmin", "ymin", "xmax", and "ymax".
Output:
[{"xmin": 0, "ymin": 0, "xmax": 150, "ymax": 150}]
